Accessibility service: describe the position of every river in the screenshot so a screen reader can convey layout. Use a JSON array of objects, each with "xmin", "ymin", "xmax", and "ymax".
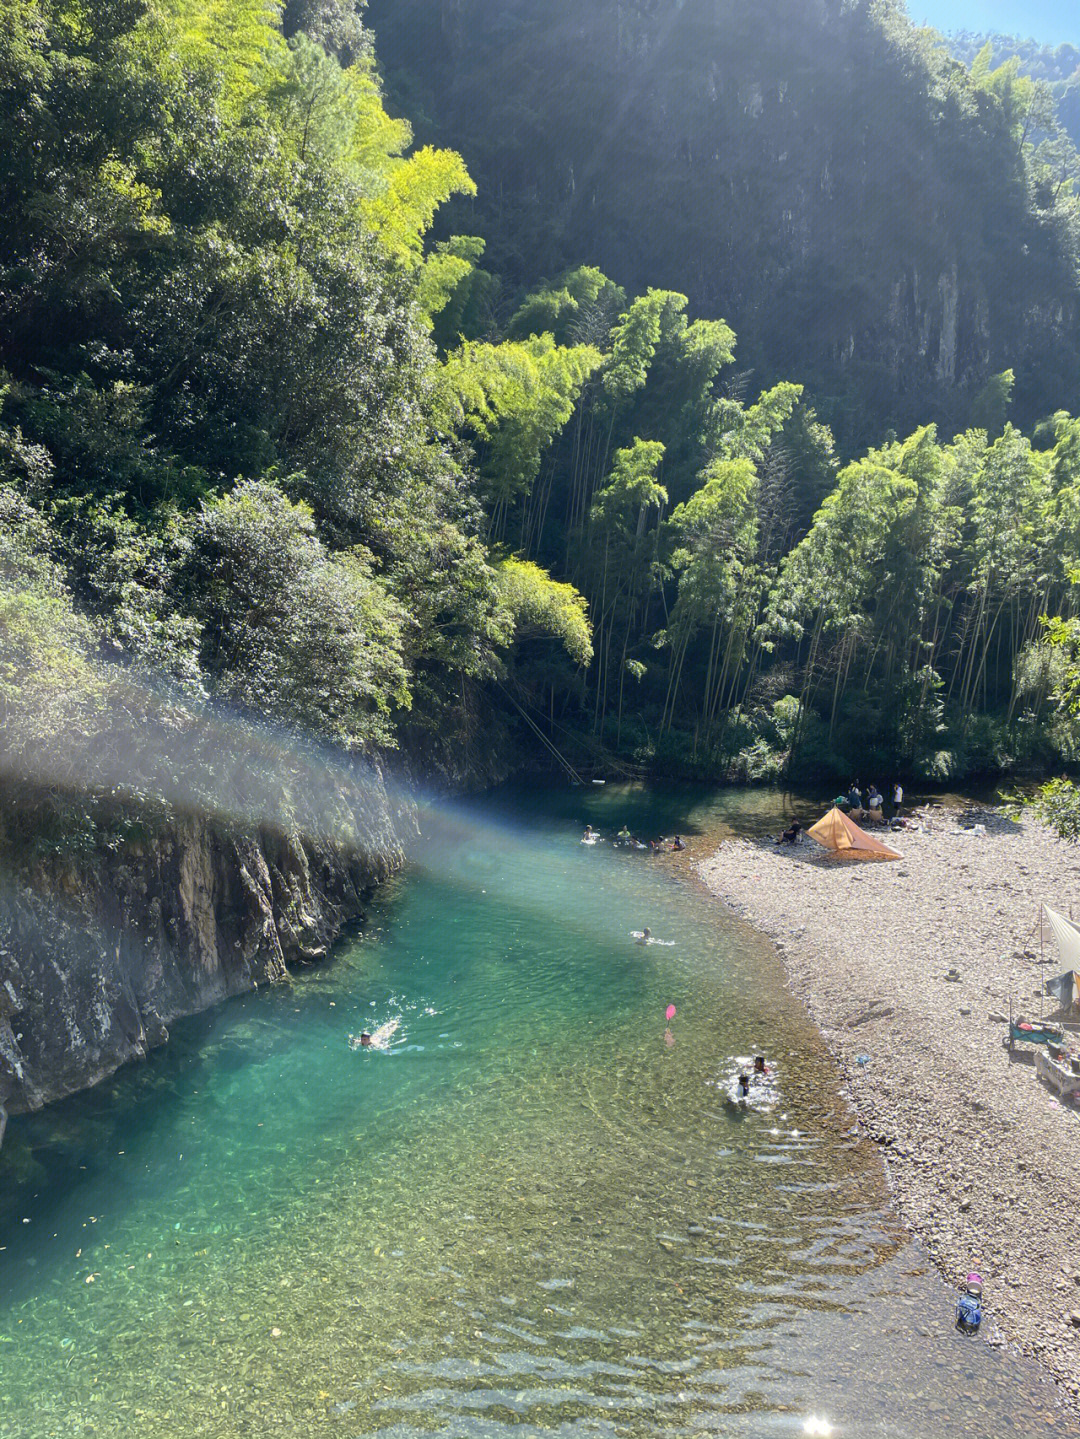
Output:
[{"xmin": 0, "ymin": 784, "xmax": 1072, "ymax": 1438}]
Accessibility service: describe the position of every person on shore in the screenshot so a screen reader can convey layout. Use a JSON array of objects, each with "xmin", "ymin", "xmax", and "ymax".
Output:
[
  {"xmin": 672, "ymin": 834, "xmax": 686, "ymax": 851},
  {"xmin": 893, "ymin": 780, "xmax": 904, "ymax": 814},
  {"xmin": 776, "ymin": 820, "xmax": 802, "ymax": 845},
  {"xmin": 867, "ymin": 786, "xmax": 884, "ymax": 824},
  {"xmin": 847, "ymin": 783, "xmax": 863, "ymax": 818}
]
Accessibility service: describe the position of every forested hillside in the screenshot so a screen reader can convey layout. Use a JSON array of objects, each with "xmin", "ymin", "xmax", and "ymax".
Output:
[
  {"xmin": 369, "ymin": 0, "xmax": 1080, "ymax": 452},
  {"xmin": 0, "ymin": 0, "xmax": 593, "ymax": 806},
  {"xmin": 948, "ymin": 32, "xmax": 1080, "ymax": 147},
  {"xmin": 3, "ymin": 0, "xmax": 1080, "ymax": 821}
]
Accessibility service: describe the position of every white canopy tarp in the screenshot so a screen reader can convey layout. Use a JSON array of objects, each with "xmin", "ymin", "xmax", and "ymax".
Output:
[{"xmin": 1042, "ymin": 904, "xmax": 1080, "ymax": 972}]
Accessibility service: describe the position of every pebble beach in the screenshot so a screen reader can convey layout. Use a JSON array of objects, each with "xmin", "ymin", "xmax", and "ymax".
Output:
[{"xmin": 699, "ymin": 806, "xmax": 1080, "ymax": 1405}]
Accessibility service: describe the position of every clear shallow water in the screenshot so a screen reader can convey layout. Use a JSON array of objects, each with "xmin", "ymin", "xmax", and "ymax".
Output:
[{"xmin": 0, "ymin": 783, "xmax": 1072, "ymax": 1439}]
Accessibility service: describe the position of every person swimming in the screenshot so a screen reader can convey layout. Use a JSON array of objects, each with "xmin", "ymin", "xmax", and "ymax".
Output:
[
  {"xmin": 672, "ymin": 835, "xmax": 686, "ymax": 851},
  {"xmin": 753, "ymin": 1054, "xmax": 768, "ymax": 1075},
  {"xmin": 630, "ymin": 928, "xmax": 674, "ymax": 946},
  {"xmin": 583, "ymin": 824, "xmax": 596, "ymax": 840},
  {"xmin": 350, "ymin": 1017, "xmax": 401, "ymax": 1051}
]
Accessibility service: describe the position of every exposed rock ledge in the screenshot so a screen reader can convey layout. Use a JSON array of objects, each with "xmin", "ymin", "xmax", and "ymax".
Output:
[{"xmin": 0, "ymin": 777, "xmax": 408, "ymax": 1149}]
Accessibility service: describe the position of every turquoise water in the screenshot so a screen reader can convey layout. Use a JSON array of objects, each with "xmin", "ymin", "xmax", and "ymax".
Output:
[{"xmin": 0, "ymin": 783, "xmax": 1072, "ymax": 1438}]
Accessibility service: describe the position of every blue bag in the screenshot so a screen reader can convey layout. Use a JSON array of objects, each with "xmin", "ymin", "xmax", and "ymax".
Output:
[{"xmin": 956, "ymin": 1292, "xmax": 982, "ymax": 1333}]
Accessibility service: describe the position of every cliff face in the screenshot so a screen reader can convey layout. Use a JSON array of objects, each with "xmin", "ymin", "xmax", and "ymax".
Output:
[
  {"xmin": 0, "ymin": 779, "xmax": 407, "ymax": 1148},
  {"xmin": 369, "ymin": 0, "xmax": 1080, "ymax": 448}
]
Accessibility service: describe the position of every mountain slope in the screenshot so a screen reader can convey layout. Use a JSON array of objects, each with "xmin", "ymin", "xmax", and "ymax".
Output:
[{"xmin": 369, "ymin": 0, "xmax": 1080, "ymax": 450}]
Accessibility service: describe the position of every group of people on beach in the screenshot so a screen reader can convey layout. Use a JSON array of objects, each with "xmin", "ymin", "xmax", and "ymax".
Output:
[
  {"xmin": 775, "ymin": 780, "xmax": 905, "ymax": 845},
  {"xmin": 582, "ymin": 823, "xmax": 687, "ymax": 853},
  {"xmin": 837, "ymin": 780, "xmax": 903, "ymax": 825}
]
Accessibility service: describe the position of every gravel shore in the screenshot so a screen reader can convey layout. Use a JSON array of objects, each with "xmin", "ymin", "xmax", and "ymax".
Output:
[{"xmin": 699, "ymin": 806, "xmax": 1080, "ymax": 1402}]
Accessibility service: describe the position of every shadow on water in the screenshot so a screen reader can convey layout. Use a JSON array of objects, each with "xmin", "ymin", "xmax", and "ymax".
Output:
[{"xmin": 0, "ymin": 782, "xmax": 1073, "ymax": 1439}]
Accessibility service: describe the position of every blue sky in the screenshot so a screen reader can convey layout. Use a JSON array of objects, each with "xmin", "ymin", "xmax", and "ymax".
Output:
[{"xmin": 911, "ymin": 0, "xmax": 1077, "ymax": 44}]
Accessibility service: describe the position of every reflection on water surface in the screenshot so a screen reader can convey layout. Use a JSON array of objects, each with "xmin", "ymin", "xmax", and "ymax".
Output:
[{"xmin": 0, "ymin": 784, "xmax": 1071, "ymax": 1437}]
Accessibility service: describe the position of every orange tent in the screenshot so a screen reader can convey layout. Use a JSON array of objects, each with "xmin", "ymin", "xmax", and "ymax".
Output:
[{"xmin": 806, "ymin": 806, "xmax": 902, "ymax": 861}]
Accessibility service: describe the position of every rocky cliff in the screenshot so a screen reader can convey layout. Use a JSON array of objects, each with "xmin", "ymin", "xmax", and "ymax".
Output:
[
  {"xmin": 369, "ymin": 0, "xmax": 1080, "ymax": 448},
  {"xmin": 0, "ymin": 776, "xmax": 408, "ymax": 1149}
]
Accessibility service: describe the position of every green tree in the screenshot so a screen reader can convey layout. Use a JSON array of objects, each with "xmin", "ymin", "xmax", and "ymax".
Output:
[
  {"xmin": 585, "ymin": 438, "xmax": 667, "ymax": 738},
  {"xmin": 662, "ymin": 458, "xmax": 761, "ymax": 740},
  {"xmin": 184, "ymin": 481, "xmax": 409, "ymax": 749},
  {"xmin": 439, "ymin": 334, "xmax": 601, "ymax": 539}
]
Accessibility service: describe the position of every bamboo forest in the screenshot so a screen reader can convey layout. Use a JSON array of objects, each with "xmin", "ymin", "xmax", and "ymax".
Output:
[{"xmin": 3, "ymin": 0, "xmax": 1080, "ymax": 799}]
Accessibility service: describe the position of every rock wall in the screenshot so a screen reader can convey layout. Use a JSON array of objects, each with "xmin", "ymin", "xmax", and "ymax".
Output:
[
  {"xmin": 368, "ymin": 0, "xmax": 1080, "ymax": 446},
  {"xmin": 0, "ymin": 778, "xmax": 408, "ymax": 1149}
]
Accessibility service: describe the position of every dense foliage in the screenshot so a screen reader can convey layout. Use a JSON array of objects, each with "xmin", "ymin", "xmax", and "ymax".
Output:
[
  {"xmin": 445, "ymin": 251, "xmax": 1080, "ymax": 783},
  {"xmin": 948, "ymin": 33, "xmax": 1080, "ymax": 148},
  {"xmin": 3, "ymin": 0, "xmax": 1080, "ymax": 815},
  {"xmin": 0, "ymin": 0, "xmax": 592, "ymax": 800}
]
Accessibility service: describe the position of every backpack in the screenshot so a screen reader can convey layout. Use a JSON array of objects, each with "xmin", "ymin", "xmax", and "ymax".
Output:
[{"xmin": 956, "ymin": 1293, "xmax": 982, "ymax": 1333}]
